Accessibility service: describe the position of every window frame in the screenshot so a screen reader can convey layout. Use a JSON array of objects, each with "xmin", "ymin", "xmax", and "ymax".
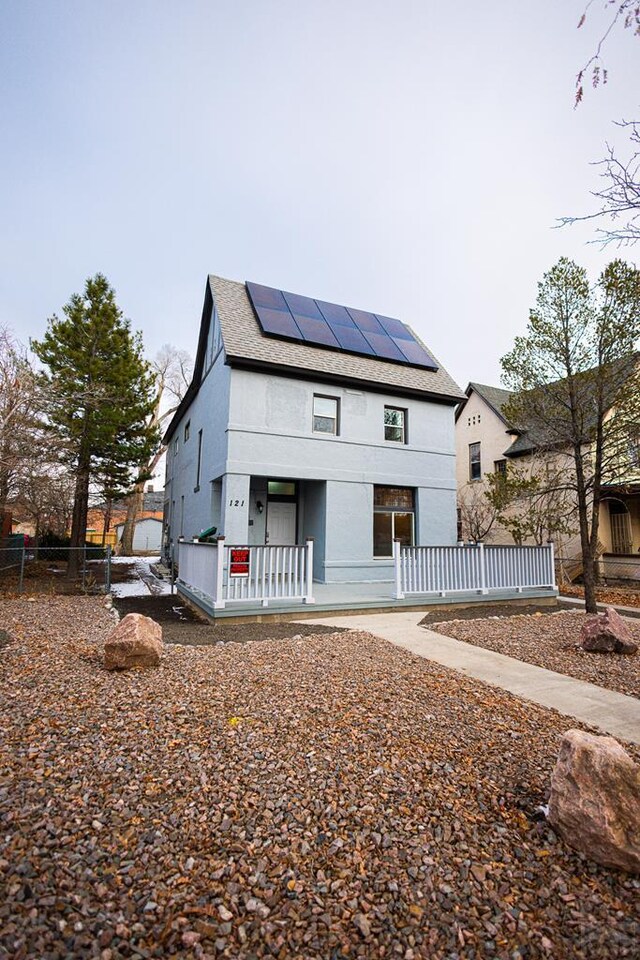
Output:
[
  {"xmin": 373, "ymin": 485, "xmax": 415, "ymax": 559},
  {"xmin": 384, "ymin": 406, "xmax": 407, "ymax": 444},
  {"xmin": 184, "ymin": 420, "xmax": 191, "ymax": 442},
  {"xmin": 493, "ymin": 458, "xmax": 507, "ymax": 476},
  {"xmin": 194, "ymin": 429, "xmax": 203, "ymax": 492},
  {"xmin": 312, "ymin": 394, "xmax": 340, "ymax": 436},
  {"xmin": 469, "ymin": 442, "xmax": 481, "ymax": 481}
]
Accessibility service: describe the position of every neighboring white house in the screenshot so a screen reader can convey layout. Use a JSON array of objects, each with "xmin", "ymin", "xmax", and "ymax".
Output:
[
  {"xmin": 114, "ymin": 516, "xmax": 163, "ymax": 554},
  {"xmin": 162, "ymin": 275, "xmax": 464, "ymax": 583}
]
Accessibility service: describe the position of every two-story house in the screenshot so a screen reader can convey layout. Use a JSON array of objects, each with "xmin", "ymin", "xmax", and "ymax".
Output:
[
  {"xmin": 163, "ymin": 275, "xmax": 464, "ymax": 583},
  {"xmin": 456, "ymin": 381, "xmax": 640, "ymax": 577}
]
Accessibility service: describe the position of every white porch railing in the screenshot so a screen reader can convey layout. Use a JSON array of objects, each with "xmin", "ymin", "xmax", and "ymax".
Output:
[
  {"xmin": 394, "ymin": 540, "xmax": 556, "ymax": 599},
  {"xmin": 177, "ymin": 537, "xmax": 315, "ymax": 609}
]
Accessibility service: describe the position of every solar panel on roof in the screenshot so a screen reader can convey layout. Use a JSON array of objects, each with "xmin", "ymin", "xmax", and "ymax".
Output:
[
  {"xmin": 330, "ymin": 324, "xmax": 376, "ymax": 355},
  {"xmin": 347, "ymin": 308, "xmax": 385, "ymax": 335},
  {"xmin": 245, "ymin": 281, "xmax": 439, "ymax": 371}
]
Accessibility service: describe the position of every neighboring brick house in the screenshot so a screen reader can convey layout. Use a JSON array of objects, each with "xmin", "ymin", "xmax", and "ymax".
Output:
[
  {"xmin": 163, "ymin": 275, "xmax": 464, "ymax": 583},
  {"xmin": 456, "ymin": 381, "xmax": 640, "ymax": 576}
]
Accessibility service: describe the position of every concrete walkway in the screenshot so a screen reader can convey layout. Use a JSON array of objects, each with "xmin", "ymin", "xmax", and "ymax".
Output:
[{"xmin": 300, "ymin": 611, "xmax": 640, "ymax": 745}]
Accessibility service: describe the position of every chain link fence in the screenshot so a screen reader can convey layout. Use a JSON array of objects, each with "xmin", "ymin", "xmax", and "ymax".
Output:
[
  {"xmin": 0, "ymin": 539, "xmax": 112, "ymax": 595},
  {"xmin": 556, "ymin": 553, "xmax": 640, "ymax": 586}
]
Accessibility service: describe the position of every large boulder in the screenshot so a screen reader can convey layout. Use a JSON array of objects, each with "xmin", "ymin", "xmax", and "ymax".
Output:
[
  {"xmin": 104, "ymin": 613, "xmax": 163, "ymax": 670},
  {"xmin": 548, "ymin": 729, "xmax": 640, "ymax": 873},
  {"xmin": 580, "ymin": 607, "xmax": 638, "ymax": 655}
]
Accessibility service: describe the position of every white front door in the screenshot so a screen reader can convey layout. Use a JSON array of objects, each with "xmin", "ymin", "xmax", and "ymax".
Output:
[{"xmin": 267, "ymin": 502, "xmax": 297, "ymax": 544}]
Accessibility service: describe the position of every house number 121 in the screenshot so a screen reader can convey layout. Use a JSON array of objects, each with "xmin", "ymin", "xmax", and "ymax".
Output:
[{"xmin": 229, "ymin": 499, "xmax": 245, "ymax": 507}]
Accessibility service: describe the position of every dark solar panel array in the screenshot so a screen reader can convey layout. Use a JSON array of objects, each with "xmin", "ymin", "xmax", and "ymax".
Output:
[{"xmin": 246, "ymin": 282, "xmax": 438, "ymax": 371}]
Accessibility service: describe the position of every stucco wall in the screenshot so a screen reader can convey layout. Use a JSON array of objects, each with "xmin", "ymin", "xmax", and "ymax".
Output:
[
  {"xmin": 165, "ymin": 351, "xmax": 458, "ymax": 580},
  {"xmin": 164, "ymin": 321, "xmax": 231, "ymax": 544}
]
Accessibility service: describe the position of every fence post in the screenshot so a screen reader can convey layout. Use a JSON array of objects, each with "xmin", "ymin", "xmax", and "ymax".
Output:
[
  {"xmin": 105, "ymin": 546, "xmax": 112, "ymax": 593},
  {"xmin": 19, "ymin": 541, "xmax": 25, "ymax": 594},
  {"xmin": 213, "ymin": 536, "xmax": 226, "ymax": 609},
  {"xmin": 304, "ymin": 537, "xmax": 315, "ymax": 604},
  {"xmin": 393, "ymin": 538, "xmax": 404, "ymax": 599},
  {"xmin": 548, "ymin": 540, "xmax": 556, "ymax": 588},
  {"xmin": 478, "ymin": 542, "xmax": 488, "ymax": 594}
]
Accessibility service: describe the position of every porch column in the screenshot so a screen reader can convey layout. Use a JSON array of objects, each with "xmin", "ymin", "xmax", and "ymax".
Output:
[{"xmin": 220, "ymin": 474, "xmax": 250, "ymax": 545}]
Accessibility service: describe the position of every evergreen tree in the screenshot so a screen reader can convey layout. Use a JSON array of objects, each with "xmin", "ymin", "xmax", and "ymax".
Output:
[{"xmin": 32, "ymin": 274, "xmax": 158, "ymax": 578}]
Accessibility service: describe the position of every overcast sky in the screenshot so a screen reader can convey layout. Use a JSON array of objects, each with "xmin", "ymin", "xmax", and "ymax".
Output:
[{"xmin": 0, "ymin": 1, "xmax": 638, "ymax": 390}]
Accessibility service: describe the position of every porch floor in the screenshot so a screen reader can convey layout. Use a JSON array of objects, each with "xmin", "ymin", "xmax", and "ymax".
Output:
[{"xmin": 177, "ymin": 579, "xmax": 559, "ymax": 623}]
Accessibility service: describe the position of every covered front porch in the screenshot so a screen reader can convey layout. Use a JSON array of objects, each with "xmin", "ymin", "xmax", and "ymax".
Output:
[
  {"xmin": 177, "ymin": 576, "xmax": 558, "ymax": 622},
  {"xmin": 175, "ymin": 539, "xmax": 558, "ymax": 622}
]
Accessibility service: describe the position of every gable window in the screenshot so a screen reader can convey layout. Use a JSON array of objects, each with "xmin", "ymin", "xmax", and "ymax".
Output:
[
  {"xmin": 469, "ymin": 442, "xmax": 481, "ymax": 481},
  {"xmin": 384, "ymin": 406, "xmax": 406, "ymax": 443},
  {"xmin": 184, "ymin": 421, "xmax": 191, "ymax": 442},
  {"xmin": 313, "ymin": 395, "xmax": 339, "ymax": 435},
  {"xmin": 373, "ymin": 486, "xmax": 414, "ymax": 558},
  {"xmin": 173, "ymin": 437, "xmax": 179, "ymax": 456},
  {"xmin": 494, "ymin": 458, "xmax": 507, "ymax": 476}
]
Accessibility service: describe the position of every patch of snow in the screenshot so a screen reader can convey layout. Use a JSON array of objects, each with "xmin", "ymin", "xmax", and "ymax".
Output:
[{"xmin": 110, "ymin": 557, "xmax": 171, "ymax": 598}]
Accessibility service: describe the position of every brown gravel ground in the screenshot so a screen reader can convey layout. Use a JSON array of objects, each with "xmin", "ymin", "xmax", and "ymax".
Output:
[
  {"xmin": 1, "ymin": 598, "xmax": 639, "ymax": 960},
  {"xmin": 113, "ymin": 594, "xmax": 347, "ymax": 645},
  {"xmin": 426, "ymin": 611, "xmax": 640, "ymax": 700},
  {"xmin": 559, "ymin": 584, "xmax": 640, "ymax": 609}
]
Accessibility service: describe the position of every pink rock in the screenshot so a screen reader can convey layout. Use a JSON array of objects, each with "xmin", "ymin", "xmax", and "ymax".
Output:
[
  {"xmin": 548, "ymin": 729, "xmax": 640, "ymax": 873},
  {"xmin": 580, "ymin": 607, "xmax": 637, "ymax": 655},
  {"xmin": 104, "ymin": 613, "xmax": 162, "ymax": 670}
]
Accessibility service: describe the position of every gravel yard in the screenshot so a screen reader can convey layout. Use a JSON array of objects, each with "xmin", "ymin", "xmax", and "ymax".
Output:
[
  {"xmin": 427, "ymin": 611, "xmax": 640, "ymax": 700},
  {"xmin": 1, "ymin": 597, "xmax": 639, "ymax": 959}
]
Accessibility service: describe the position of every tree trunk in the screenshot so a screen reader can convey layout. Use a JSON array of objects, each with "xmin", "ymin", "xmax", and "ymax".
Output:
[
  {"xmin": 120, "ymin": 482, "xmax": 144, "ymax": 556},
  {"xmin": 101, "ymin": 500, "xmax": 112, "ymax": 548},
  {"xmin": 67, "ymin": 461, "xmax": 90, "ymax": 579}
]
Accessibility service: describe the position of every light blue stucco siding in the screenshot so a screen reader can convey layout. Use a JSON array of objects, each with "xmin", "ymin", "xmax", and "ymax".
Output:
[
  {"xmin": 224, "ymin": 368, "xmax": 457, "ymax": 581},
  {"xmin": 165, "ymin": 351, "xmax": 457, "ymax": 581},
  {"xmin": 163, "ymin": 325, "xmax": 231, "ymax": 545}
]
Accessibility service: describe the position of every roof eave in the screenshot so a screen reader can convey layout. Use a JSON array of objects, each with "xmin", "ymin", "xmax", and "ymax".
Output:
[{"xmin": 226, "ymin": 354, "xmax": 464, "ymax": 405}]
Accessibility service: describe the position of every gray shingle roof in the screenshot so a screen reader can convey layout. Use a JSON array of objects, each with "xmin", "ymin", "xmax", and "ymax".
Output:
[
  {"xmin": 456, "ymin": 381, "xmax": 514, "ymax": 425},
  {"xmin": 211, "ymin": 275, "xmax": 463, "ymax": 402}
]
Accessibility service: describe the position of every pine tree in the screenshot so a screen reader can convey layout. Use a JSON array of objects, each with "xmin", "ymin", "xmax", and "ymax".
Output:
[{"xmin": 32, "ymin": 274, "xmax": 158, "ymax": 578}]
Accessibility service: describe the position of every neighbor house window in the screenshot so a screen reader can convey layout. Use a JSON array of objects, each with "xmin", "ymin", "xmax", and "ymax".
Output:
[
  {"xmin": 469, "ymin": 442, "xmax": 481, "ymax": 481},
  {"xmin": 373, "ymin": 486, "xmax": 414, "ymax": 558},
  {"xmin": 184, "ymin": 421, "xmax": 190, "ymax": 442},
  {"xmin": 195, "ymin": 429, "xmax": 203, "ymax": 491},
  {"xmin": 494, "ymin": 458, "xmax": 507, "ymax": 476},
  {"xmin": 313, "ymin": 395, "xmax": 339, "ymax": 435},
  {"xmin": 384, "ymin": 406, "xmax": 406, "ymax": 443}
]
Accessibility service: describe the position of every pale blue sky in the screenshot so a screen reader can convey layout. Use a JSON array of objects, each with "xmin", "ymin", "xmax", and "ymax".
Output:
[{"xmin": 0, "ymin": 1, "xmax": 638, "ymax": 388}]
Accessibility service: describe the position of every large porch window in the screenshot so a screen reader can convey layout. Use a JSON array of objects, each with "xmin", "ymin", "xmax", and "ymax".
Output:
[{"xmin": 373, "ymin": 486, "xmax": 414, "ymax": 558}]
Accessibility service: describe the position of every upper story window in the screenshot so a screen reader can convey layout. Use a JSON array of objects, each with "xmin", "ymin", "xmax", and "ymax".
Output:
[
  {"xmin": 184, "ymin": 421, "xmax": 191, "ymax": 442},
  {"xmin": 628, "ymin": 431, "xmax": 640, "ymax": 469},
  {"xmin": 494, "ymin": 458, "xmax": 507, "ymax": 476},
  {"xmin": 469, "ymin": 442, "xmax": 481, "ymax": 481},
  {"xmin": 173, "ymin": 437, "xmax": 179, "ymax": 456},
  {"xmin": 384, "ymin": 406, "xmax": 406, "ymax": 443},
  {"xmin": 313, "ymin": 395, "xmax": 339, "ymax": 435}
]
